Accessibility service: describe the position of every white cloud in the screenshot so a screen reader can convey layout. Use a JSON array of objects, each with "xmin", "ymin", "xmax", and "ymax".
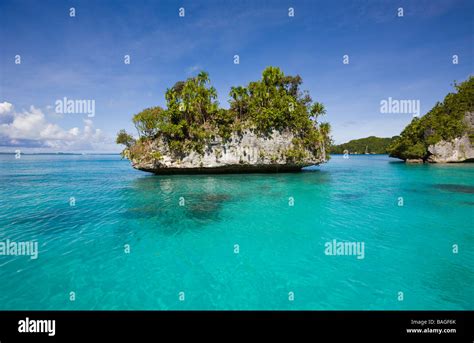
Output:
[
  {"xmin": 0, "ymin": 103, "xmax": 116, "ymax": 152},
  {"xmin": 0, "ymin": 102, "xmax": 13, "ymax": 114},
  {"xmin": 69, "ymin": 127, "xmax": 80, "ymax": 136}
]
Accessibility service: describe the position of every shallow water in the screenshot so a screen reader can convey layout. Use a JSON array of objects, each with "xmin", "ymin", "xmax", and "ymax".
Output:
[{"xmin": 0, "ymin": 154, "xmax": 472, "ymax": 309}]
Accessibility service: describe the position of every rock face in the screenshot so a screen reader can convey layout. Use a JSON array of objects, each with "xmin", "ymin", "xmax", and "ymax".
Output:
[
  {"xmin": 128, "ymin": 129, "xmax": 326, "ymax": 174},
  {"xmin": 427, "ymin": 112, "xmax": 474, "ymax": 163},
  {"xmin": 427, "ymin": 134, "xmax": 474, "ymax": 163}
]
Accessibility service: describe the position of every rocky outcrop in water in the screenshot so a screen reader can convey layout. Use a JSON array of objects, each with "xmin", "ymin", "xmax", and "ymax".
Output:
[
  {"xmin": 126, "ymin": 129, "xmax": 326, "ymax": 174},
  {"xmin": 388, "ymin": 77, "xmax": 474, "ymax": 163},
  {"xmin": 118, "ymin": 67, "xmax": 331, "ymax": 174}
]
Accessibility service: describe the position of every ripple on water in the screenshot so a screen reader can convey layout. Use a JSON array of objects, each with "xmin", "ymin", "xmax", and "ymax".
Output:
[{"xmin": 333, "ymin": 192, "xmax": 365, "ymax": 202}]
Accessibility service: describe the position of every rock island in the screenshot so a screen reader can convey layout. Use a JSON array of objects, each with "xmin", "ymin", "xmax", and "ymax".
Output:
[{"xmin": 117, "ymin": 67, "xmax": 331, "ymax": 174}]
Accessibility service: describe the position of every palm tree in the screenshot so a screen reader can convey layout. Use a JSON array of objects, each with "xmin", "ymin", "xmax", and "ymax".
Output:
[
  {"xmin": 197, "ymin": 71, "xmax": 209, "ymax": 86},
  {"xmin": 310, "ymin": 102, "xmax": 326, "ymax": 125},
  {"xmin": 229, "ymin": 86, "xmax": 248, "ymax": 120},
  {"xmin": 319, "ymin": 122, "xmax": 331, "ymax": 151}
]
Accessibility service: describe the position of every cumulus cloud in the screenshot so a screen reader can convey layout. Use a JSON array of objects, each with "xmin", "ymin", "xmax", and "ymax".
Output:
[
  {"xmin": 0, "ymin": 102, "xmax": 115, "ymax": 152},
  {"xmin": 0, "ymin": 102, "xmax": 13, "ymax": 114}
]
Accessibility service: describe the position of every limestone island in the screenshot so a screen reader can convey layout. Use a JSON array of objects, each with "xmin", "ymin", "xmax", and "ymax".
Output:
[
  {"xmin": 388, "ymin": 76, "xmax": 474, "ymax": 163},
  {"xmin": 117, "ymin": 67, "xmax": 331, "ymax": 174}
]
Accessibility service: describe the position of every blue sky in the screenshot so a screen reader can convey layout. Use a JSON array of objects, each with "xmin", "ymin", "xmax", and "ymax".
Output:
[{"xmin": 0, "ymin": 0, "xmax": 472, "ymax": 152}]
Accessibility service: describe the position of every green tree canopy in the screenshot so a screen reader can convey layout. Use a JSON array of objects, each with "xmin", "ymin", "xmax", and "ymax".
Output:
[
  {"xmin": 388, "ymin": 76, "xmax": 474, "ymax": 160},
  {"xmin": 132, "ymin": 106, "xmax": 165, "ymax": 138},
  {"xmin": 116, "ymin": 129, "xmax": 135, "ymax": 148},
  {"xmin": 119, "ymin": 67, "xmax": 331, "ymax": 158}
]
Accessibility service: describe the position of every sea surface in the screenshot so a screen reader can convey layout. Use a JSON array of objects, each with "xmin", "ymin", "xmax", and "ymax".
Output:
[{"xmin": 0, "ymin": 154, "xmax": 472, "ymax": 310}]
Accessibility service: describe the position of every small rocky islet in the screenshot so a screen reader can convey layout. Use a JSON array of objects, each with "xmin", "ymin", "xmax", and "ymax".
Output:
[
  {"xmin": 117, "ymin": 67, "xmax": 330, "ymax": 174},
  {"xmin": 387, "ymin": 76, "xmax": 474, "ymax": 163}
]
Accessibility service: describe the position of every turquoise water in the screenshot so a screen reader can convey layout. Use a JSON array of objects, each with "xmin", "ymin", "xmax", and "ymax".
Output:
[{"xmin": 0, "ymin": 154, "xmax": 472, "ymax": 310}]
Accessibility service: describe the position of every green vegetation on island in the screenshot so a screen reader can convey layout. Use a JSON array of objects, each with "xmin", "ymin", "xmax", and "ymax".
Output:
[
  {"xmin": 330, "ymin": 136, "xmax": 396, "ymax": 154},
  {"xmin": 388, "ymin": 76, "xmax": 474, "ymax": 160},
  {"xmin": 117, "ymin": 67, "xmax": 331, "ymax": 163}
]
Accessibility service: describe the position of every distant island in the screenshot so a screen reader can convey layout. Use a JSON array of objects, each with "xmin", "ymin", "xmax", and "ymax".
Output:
[
  {"xmin": 330, "ymin": 136, "xmax": 396, "ymax": 155},
  {"xmin": 388, "ymin": 76, "xmax": 473, "ymax": 163},
  {"xmin": 117, "ymin": 67, "xmax": 331, "ymax": 174}
]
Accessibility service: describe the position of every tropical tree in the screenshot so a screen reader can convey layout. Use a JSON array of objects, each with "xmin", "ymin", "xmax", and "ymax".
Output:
[
  {"xmin": 132, "ymin": 106, "xmax": 165, "ymax": 137},
  {"xmin": 229, "ymin": 86, "xmax": 249, "ymax": 120},
  {"xmin": 310, "ymin": 102, "xmax": 326, "ymax": 124},
  {"xmin": 115, "ymin": 129, "xmax": 135, "ymax": 147}
]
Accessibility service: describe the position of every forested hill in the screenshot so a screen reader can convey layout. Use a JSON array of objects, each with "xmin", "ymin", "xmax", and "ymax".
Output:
[{"xmin": 330, "ymin": 136, "xmax": 396, "ymax": 154}]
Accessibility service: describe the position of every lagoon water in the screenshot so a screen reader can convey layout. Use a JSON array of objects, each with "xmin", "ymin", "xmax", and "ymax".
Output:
[{"xmin": 0, "ymin": 154, "xmax": 472, "ymax": 310}]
